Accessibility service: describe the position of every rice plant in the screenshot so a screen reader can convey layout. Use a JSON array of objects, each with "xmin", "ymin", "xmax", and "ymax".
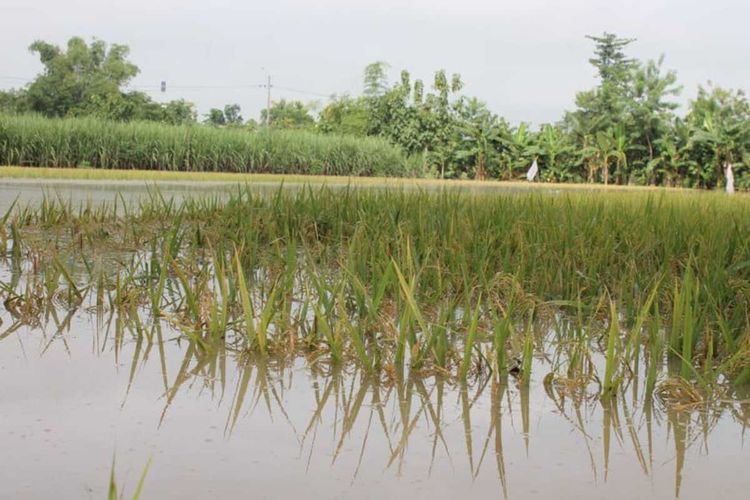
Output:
[{"xmin": 2, "ymin": 184, "xmax": 750, "ymax": 396}]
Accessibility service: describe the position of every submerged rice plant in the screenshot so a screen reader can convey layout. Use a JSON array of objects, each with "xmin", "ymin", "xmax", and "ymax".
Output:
[{"xmin": 2, "ymin": 185, "xmax": 750, "ymax": 399}]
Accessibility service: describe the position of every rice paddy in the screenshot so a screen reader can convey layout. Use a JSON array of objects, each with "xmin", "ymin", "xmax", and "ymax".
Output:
[{"xmin": 1, "ymin": 183, "xmax": 749, "ymax": 498}]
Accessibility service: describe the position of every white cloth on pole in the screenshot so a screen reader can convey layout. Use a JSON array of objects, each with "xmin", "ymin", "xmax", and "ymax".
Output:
[
  {"xmin": 526, "ymin": 159, "xmax": 538, "ymax": 181},
  {"xmin": 725, "ymin": 163, "xmax": 735, "ymax": 194}
]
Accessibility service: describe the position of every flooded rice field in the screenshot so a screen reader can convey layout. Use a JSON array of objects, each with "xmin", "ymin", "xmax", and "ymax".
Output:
[
  {"xmin": 1, "ymin": 183, "xmax": 749, "ymax": 499},
  {"xmin": 0, "ymin": 177, "xmax": 587, "ymax": 215}
]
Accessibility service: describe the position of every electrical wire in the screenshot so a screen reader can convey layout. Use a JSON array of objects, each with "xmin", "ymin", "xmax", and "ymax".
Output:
[{"xmin": 0, "ymin": 74, "xmax": 342, "ymax": 101}]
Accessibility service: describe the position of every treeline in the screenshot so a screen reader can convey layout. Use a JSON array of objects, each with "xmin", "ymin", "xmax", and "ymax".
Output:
[{"xmin": 1, "ymin": 34, "xmax": 748, "ymax": 188}]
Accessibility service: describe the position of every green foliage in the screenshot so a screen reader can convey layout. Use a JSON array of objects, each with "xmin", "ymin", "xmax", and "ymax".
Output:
[
  {"xmin": 0, "ymin": 114, "xmax": 412, "ymax": 176},
  {"xmin": 26, "ymin": 37, "xmax": 139, "ymax": 117},
  {"xmin": 364, "ymin": 66, "xmax": 466, "ymax": 177},
  {"xmin": 318, "ymin": 96, "xmax": 369, "ymax": 136},
  {"xmin": 0, "ymin": 89, "xmax": 28, "ymax": 114},
  {"xmin": 260, "ymin": 99, "xmax": 315, "ymax": 130},
  {"xmin": 453, "ymin": 97, "xmax": 506, "ymax": 179},
  {"xmin": 92, "ymin": 91, "xmax": 197, "ymax": 124},
  {"xmin": 6, "ymin": 186, "xmax": 750, "ymax": 386},
  {"xmin": 204, "ymin": 104, "xmax": 243, "ymax": 127},
  {"xmin": 363, "ymin": 61, "xmax": 390, "ymax": 97},
  {"xmin": 2, "ymin": 34, "xmax": 750, "ymax": 189},
  {"xmin": 2, "ymin": 36, "xmax": 197, "ymax": 126},
  {"xmin": 686, "ymin": 85, "xmax": 750, "ymax": 189}
]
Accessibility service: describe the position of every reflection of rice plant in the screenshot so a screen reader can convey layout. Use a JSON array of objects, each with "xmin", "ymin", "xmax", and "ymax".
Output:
[{"xmin": 108, "ymin": 457, "xmax": 151, "ymax": 500}]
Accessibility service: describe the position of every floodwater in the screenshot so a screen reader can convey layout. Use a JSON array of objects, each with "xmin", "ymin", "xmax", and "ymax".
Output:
[
  {"xmin": 0, "ymin": 178, "xmax": 572, "ymax": 214},
  {"xmin": 1, "ymin": 181, "xmax": 749, "ymax": 499},
  {"xmin": 0, "ymin": 179, "xmax": 249, "ymax": 214},
  {"xmin": 2, "ymin": 304, "xmax": 748, "ymax": 499}
]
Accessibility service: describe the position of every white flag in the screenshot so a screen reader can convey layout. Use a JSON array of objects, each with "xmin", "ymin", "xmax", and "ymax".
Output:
[
  {"xmin": 725, "ymin": 163, "xmax": 735, "ymax": 194},
  {"xmin": 526, "ymin": 159, "xmax": 538, "ymax": 181}
]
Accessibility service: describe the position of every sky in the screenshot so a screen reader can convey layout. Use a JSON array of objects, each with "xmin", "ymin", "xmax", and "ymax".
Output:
[{"xmin": 1, "ymin": 0, "xmax": 748, "ymax": 125}]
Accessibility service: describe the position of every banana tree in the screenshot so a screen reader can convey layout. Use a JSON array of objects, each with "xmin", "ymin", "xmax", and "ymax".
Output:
[
  {"xmin": 454, "ymin": 97, "xmax": 505, "ymax": 180},
  {"xmin": 689, "ymin": 116, "xmax": 748, "ymax": 193},
  {"xmin": 583, "ymin": 130, "xmax": 625, "ymax": 184},
  {"xmin": 686, "ymin": 85, "xmax": 750, "ymax": 192},
  {"xmin": 536, "ymin": 124, "xmax": 579, "ymax": 182},
  {"xmin": 611, "ymin": 124, "xmax": 629, "ymax": 184},
  {"xmin": 500, "ymin": 123, "xmax": 540, "ymax": 180}
]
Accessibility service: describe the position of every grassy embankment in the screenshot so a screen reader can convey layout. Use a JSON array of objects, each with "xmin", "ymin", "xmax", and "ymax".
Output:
[{"xmin": 0, "ymin": 165, "xmax": 695, "ymax": 193}]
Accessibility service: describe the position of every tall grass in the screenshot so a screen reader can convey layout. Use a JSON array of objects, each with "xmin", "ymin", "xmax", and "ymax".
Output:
[{"xmin": 0, "ymin": 114, "xmax": 414, "ymax": 176}]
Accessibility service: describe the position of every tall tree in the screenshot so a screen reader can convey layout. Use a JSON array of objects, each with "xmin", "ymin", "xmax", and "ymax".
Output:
[
  {"xmin": 223, "ymin": 104, "xmax": 243, "ymax": 125},
  {"xmin": 363, "ymin": 61, "xmax": 390, "ymax": 98},
  {"xmin": 625, "ymin": 57, "xmax": 681, "ymax": 182},
  {"xmin": 567, "ymin": 33, "xmax": 637, "ymax": 142},
  {"xmin": 25, "ymin": 37, "xmax": 139, "ymax": 117}
]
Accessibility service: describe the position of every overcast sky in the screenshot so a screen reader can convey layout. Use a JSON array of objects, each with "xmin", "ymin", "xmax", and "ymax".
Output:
[{"xmin": 1, "ymin": 0, "xmax": 748, "ymax": 124}]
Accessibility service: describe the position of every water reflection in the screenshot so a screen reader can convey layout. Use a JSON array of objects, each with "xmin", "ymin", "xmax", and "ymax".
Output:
[
  {"xmin": 54, "ymin": 309, "xmax": 743, "ymax": 499},
  {"xmin": 2, "ymin": 280, "xmax": 749, "ymax": 498}
]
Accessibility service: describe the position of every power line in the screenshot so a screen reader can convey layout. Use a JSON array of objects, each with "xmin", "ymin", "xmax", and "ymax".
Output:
[
  {"xmin": 274, "ymin": 85, "xmax": 333, "ymax": 98},
  {"xmin": 0, "ymin": 74, "xmax": 338, "ymax": 99},
  {"xmin": 126, "ymin": 83, "xmax": 265, "ymax": 91},
  {"xmin": 0, "ymin": 75, "xmax": 35, "ymax": 83}
]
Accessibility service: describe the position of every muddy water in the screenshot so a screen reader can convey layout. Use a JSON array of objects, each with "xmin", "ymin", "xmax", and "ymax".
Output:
[
  {"xmin": 0, "ymin": 178, "xmax": 568, "ymax": 214},
  {"xmin": 1, "ymin": 307, "xmax": 748, "ymax": 499},
  {"xmin": 0, "ymin": 179, "xmax": 244, "ymax": 213}
]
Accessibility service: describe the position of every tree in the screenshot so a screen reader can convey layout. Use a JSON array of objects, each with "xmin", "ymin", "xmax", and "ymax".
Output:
[
  {"xmin": 500, "ymin": 123, "xmax": 540, "ymax": 180},
  {"xmin": 536, "ymin": 124, "xmax": 578, "ymax": 182},
  {"xmin": 162, "ymin": 99, "xmax": 197, "ymax": 125},
  {"xmin": 223, "ymin": 104, "xmax": 243, "ymax": 125},
  {"xmin": 625, "ymin": 57, "xmax": 681, "ymax": 182},
  {"xmin": 318, "ymin": 96, "xmax": 369, "ymax": 136},
  {"xmin": 363, "ymin": 61, "xmax": 390, "ymax": 98},
  {"xmin": 566, "ymin": 33, "xmax": 637, "ymax": 150},
  {"xmin": 686, "ymin": 84, "xmax": 750, "ymax": 191},
  {"xmin": 454, "ymin": 97, "xmax": 504, "ymax": 180},
  {"xmin": 203, "ymin": 104, "xmax": 243, "ymax": 127},
  {"xmin": 25, "ymin": 37, "xmax": 139, "ymax": 117},
  {"xmin": 260, "ymin": 99, "xmax": 315, "ymax": 129},
  {"xmin": 643, "ymin": 124, "xmax": 689, "ymax": 187},
  {"xmin": 0, "ymin": 89, "xmax": 27, "ymax": 114},
  {"xmin": 0, "ymin": 36, "xmax": 198, "ymax": 125},
  {"xmin": 363, "ymin": 65, "xmax": 465, "ymax": 177},
  {"xmin": 205, "ymin": 108, "xmax": 227, "ymax": 126}
]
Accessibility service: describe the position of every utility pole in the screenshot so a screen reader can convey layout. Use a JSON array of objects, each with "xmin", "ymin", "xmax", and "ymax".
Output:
[{"xmin": 265, "ymin": 73, "xmax": 272, "ymax": 127}]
